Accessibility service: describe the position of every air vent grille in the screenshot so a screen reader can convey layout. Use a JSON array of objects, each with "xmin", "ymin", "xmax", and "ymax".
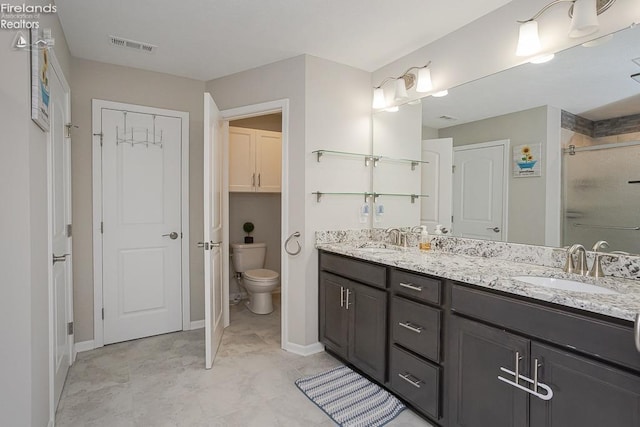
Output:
[
  {"xmin": 109, "ymin": 35, "xmax": 157, "ymax": 54},
  {"xmin": 632, "ymin": 73, "xmax": 640, "ymax": 84},
  {"xmin": 633, "ymin": 57, "xmax": 640, "ymax": 67}
]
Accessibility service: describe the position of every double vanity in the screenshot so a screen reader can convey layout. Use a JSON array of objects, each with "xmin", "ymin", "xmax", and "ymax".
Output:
[{"xmin": 316, "ymin": 232, "xmax": 640, "ymax": 427}]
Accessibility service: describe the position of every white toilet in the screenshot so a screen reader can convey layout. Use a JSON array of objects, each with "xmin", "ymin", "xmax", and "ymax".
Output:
[{"xmin": 230, "ymin": 243, "xmax": 280, "ymax": 314}]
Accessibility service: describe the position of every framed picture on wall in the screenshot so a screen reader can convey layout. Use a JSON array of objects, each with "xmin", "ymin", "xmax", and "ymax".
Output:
[
  {"xmin": 513, "ymin": 143, "xmax": 542, "ymax": 178},
  {"xmin": 31, "ymin": 28, "xmax": 51, "ymax": 132}
]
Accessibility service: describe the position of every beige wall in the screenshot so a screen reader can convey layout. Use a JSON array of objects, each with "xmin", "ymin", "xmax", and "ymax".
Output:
[
  {"xmin": 231, "ymin": 113, "xmax": 282, "ymax": 132},
  {"xmin": 0, "ymin": 1, "xmax": 72, "ymax": 424},
  {"xmin": 439, "ymin": 106, "xmax": 549, "ymax": 245},
  {"xmin": 229, "ymin": 193, "xmax": 282, "ymax": 296},
  {"xmin": 70, "ymin": 58, "xmax": 206, "ymax": 341}
]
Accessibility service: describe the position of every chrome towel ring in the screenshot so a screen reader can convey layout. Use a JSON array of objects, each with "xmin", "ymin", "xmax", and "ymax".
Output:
[{"xmin": 285, "ymin": 231, "xmax": 302, "ymax": 256}]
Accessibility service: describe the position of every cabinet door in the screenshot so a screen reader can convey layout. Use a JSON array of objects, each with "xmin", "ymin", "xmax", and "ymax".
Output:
[
  {"xmin": 348, "ymin": 281, "xmax": 387, "ymax": 383},
  {"xmin": 229, "ymin": 127, "xmax": 256, "ymax": 192},
  {"xmin": 530, "ymin": 342, "xmax": 640, "ymax": 427},
  {"xmin": 448, "ymin": 315, "xmax": 530, "ymax": 427},
  {"xmin": 255, "ymin": 130, "xmax": 282, "ymax": 192},
  {"xmin": 319, "ymin": 272, "xmax": 349, "ymax": 359}
]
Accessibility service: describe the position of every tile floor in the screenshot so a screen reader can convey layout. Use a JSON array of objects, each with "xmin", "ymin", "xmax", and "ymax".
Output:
[{"xmin": 56, "ymin": 296, "xmax": 433, "ymax": 426}]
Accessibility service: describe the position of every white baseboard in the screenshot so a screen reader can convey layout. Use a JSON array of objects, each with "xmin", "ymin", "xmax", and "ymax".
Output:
[
  {"xmin": 190, "ymin": 320, "xmax": 205, "ymax": 330},
  {"xmin": 74, "ymin": 340, "xmax": 96, "ymax": 358},
  {"xmin": 284, "ymin": 341, "xmax": 325, "ymax": 356}
]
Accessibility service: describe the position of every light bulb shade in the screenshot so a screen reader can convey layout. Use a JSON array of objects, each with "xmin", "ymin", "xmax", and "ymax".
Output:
[
  {"xmin": 372, "ymin": 87, "xmax": 386, "ymax": 109},
  {"xmin": 394, "ymin": 78, "xmax": 408, "ymax": 101},
  {"xmin": 516, "ymin": 20, "xmax": 541, "ymax": 56},
  {"xmin": 416, "ymin": 67, "xmax": 433, "ymax": 93},
  {"xmin": 569, "ymin": 0, "xmax": 599, "ymax": 38}
]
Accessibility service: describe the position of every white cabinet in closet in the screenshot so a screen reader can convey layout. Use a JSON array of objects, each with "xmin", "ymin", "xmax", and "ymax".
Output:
[{"xmin": 229, "ymin": 126, "xmax": 282, "ymax": 193}]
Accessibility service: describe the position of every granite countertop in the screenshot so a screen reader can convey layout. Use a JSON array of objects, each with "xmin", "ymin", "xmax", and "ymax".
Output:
[{"xmin": 316, "ymin": 242, "xmax": 640, "ymax": 323}]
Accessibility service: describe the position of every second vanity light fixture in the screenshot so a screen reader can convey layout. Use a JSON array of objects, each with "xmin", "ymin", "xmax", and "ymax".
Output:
[
  {"xmin": 372, "ymin": 62, "xmax": 433, "ymax": 109},
  {"xmin": 516, "ymin": 0, "xmax": 617, "ymax": 58}
]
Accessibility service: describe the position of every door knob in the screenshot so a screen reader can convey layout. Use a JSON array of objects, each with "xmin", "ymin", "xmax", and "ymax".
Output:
[
  {"xmin": 163, "ymin": 231, "xmax": 179, "ymax": 240},
  {"xmin": 53, "ymin": 254, "xmax": 70, "ymax": 264},
  {"xmin": 487, "ymin": 227, "xmax": 501, "ymax": 233}
]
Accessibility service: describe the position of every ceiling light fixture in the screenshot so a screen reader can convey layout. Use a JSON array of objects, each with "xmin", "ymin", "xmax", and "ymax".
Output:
[
  {"xmin": 516, "ymin": 0, "xmax": 616, "ymax": 57},
  {"xmin": 372, "ymin": 61, "xmax": 432, "ymax": 109}
]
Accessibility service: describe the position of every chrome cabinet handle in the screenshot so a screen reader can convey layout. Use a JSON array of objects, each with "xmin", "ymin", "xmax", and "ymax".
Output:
[
  {"xmin": 514, "ymin": 351, "xmax": 522, "ymax": 385},
  {"xmin": 487, "ymin": 227, "xmax": 501, "ymax": 233},
  {"xmin": 398, "ymin": 373, "xmax": 422, "ymax": 388},
  {"xmin": 52, "ymin": 253, "xmax": 70, "ymax": 264},
  {"xmin": 162, "ymin": 231, "xmax": 179, "ymax": 240},
  {"xmin": 258, "ymin": 173, "xmax": 261, "ymax": 187},
  {"xmin": 398, "ymin": 321, "xmax": 423, "ymax": 334},
  {"xmin": 635, "ymin": 314, "xmax": 640, "ymax": 353},
  {"xmin": 399, "ymin": 282, "xmax": 423, "ymax": 292},
  {"xmin": 345, "ymin": 289, "xmax": 352, "ymax": 310},
  {"xmin": 340, "ymin": 286, "xmax": 344, "ymax": 308},
  {"xmin": 252, "ymin": 173, "xmax": 255, "ymax": 187}
]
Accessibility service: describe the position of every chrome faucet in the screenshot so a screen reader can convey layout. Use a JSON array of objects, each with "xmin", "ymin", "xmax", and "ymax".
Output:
[
  {"xmin": 589, "ymin": 240, "xmax": 616, "ymax": 278},
  {"xmin": 564, "ymin": 244, "xmax": 588, "ymax": 275},
  {"xmin": 385, "ymin": 228, "xmax": 401, "ymax": 245}
]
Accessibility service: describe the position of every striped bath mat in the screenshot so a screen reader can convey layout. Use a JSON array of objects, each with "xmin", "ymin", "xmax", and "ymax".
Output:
[{"xmin": 295, "ymin": 365, "xmax": 406, "ymax": 427}]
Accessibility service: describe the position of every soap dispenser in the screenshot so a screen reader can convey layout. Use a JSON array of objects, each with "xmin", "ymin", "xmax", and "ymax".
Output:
[{"xmin": 419, "ymin": 226, "xmax": 431, "ymax": 251}]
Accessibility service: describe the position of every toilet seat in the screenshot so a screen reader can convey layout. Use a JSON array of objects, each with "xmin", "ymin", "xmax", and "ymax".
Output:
[{"xmin": 245, "ymin": 268, "xmax": 279, "ymax": 282}]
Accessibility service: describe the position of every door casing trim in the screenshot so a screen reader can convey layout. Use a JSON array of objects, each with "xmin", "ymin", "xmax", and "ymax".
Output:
[{"xmin": 91, "ymin": 99, "xmax": 190, "ymax": 348}]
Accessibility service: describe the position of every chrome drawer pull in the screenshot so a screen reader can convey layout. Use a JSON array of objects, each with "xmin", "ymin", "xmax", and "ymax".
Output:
[
  {"xmin": 398, "ymin": 373, "xmax": 422, "ymax": 388},
  {"xmin": 497, "ymin": 366, "xmax": 554, "ymax": 401},
  {"xmin": 398, "ymin": 321, "xmax": 423, "ymax": 334},
  {"xmin": 399, "ymin": 282, "xmax": 423, "ymax": 292}
]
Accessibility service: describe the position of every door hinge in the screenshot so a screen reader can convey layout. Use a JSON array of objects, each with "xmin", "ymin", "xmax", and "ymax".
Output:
[
  {"xmin": 451, "ymin": 215, "xmax": 454, "ymax": 223},
  {"xmin": 452, "ymin": 165, "xmax": 456, "ymax": 173},
  {"xmin": 93, "ymin": 132, "xmax": 103, "ymax": 147},
  {"xmin": 102, "ymin": 308, "xmax": 104, "ymax": 320},
  {"xmin": 66, "ymin": 224, "xmax": 72, "ymax": 237},
  {"xmin": 100, "ymin": 222, "xmax": 104, "ymax": 234},
  {"xmin": 67, "ymin": 322, "xmax": 73, "ymax": 335}
]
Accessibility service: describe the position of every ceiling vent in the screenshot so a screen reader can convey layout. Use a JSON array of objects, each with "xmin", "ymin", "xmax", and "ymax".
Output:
[
  {"xmin": 439, "ymin": 115, "xmax": 458, "ymax": 121},
  {"xmin": 109, "ymin": 35, "xmax": 157, "ymax": 54},
  {"xmin": 632, "ymin": 73, "xmax": 640, "ymax": 84},
  {"xmin": 633, "ymin": 57, "xmax": 640, "ymax": 67}
]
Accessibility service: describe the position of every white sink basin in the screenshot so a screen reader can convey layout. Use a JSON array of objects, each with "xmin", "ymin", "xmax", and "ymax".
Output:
[{"xmin": 512, "ymin": 276, "xmax": 619, "ymax": 295}]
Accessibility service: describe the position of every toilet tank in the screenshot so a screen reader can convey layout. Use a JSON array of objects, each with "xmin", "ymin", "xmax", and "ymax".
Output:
[{"xmin": 230, "ymin": 243, "xmax": 266, "ymax": 273}]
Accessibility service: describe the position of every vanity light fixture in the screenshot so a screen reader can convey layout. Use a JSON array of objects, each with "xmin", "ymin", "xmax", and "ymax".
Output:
[
  {"xmin": 516, "ymin": 0, "xmax": 617, "ymax": 57},
  {"xmin": 372, "ymin": 61, "xmax": 432, "ymax": 109}
]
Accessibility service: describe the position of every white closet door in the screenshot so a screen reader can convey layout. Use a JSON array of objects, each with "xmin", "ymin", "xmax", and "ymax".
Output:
[
  {"xmin": 228, "ymin": 127, "xmax": 256, "ymax": 192},
  {"xmin": 101, "ymin": 109, "xmax": 183, "ymax": 344},
  {"xmin": 255, "ymin": 130, "xmax": 282, "ymax": 193}
]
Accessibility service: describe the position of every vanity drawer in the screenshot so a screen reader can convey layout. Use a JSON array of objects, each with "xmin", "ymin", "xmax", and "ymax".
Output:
[
  {"xmin": 390, "ymin": 269, "xmax": 441, "ymax": 305},
  {"xmin": 389, "ymin": 345, "xmax": 440, "ymax": 420},
  {"xmin": 391, "ymin": 296, "xmax": 441, "ymax": 362},
  {"xmin": 451, "ymin": 284, "xmax": 640, "ymax": 372},
  {"xmin": 319, "ymin": 252, "xmax": 386, "ymax": 289}
]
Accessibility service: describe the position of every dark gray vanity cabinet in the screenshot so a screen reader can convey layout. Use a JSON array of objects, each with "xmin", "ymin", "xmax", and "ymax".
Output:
[
  {"xmin": 388, "ymin": 269, "xmax": 444, "ymax": 421},
  {"xmin": 319, "ymin": 252, "xmax": 388, "ymax": 383},
  {"xmin": 448, "ymin": 284, "xmax": 640, "ymax": 427}
]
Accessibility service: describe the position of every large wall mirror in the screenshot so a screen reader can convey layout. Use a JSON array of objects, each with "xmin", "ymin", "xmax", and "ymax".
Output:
[{"xmin": 373, "ymin": 25, "xmax": 640, "ymax": 254}]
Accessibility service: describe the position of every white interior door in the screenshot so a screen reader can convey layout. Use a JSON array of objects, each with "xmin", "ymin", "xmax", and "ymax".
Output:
[
  {"xmin": 255, "ymin": 130, "xmax": 282, "ymax": 192},
  {"xmin": 452, "ymin": 141, "xmax": 507, "ymax": 240},
  {"xmin": 421, "ymin": 138, "xmax": 453, "ymax": 233},
  {"xmin": 49, "ymin": 62, "xmax": 72, "ymax": 408},
  {"xmin": 101, "ymin": 106, "xmax": 183, "ymax": 344},
  {"xmin": 204, "ymin": 93, "xmax": 225, "ymax": 369}
]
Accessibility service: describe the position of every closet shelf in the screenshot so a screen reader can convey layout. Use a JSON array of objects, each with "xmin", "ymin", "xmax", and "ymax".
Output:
[
  {"xmin": 312, "ymin": 149, "xmax": 428, "ymax": 170},
  {"xmin": 311, "ymin": 191, "xmax": 429, "ymax": 203}
]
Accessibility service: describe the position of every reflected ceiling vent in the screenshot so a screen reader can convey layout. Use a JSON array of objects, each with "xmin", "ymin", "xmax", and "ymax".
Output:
[
  {"xmin": 439, "ymin": 115, "xmax": 458, "ymax": 121},
  {"xmin": 632, "ymin": 73, "xmax": 640, "ymax": 84},
  {"xmin": 633, "ymin": 57, "xmax": 640, "ymax": 67},
  {"xmin": 109, "ymin": 35, "xmax": 157, "ymax": 54}
]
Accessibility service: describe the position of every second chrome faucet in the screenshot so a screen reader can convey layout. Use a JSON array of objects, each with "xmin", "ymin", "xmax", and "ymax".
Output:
[{"xmin": 564, "ymin": 240, "xmax": 617, "ymax": 277}]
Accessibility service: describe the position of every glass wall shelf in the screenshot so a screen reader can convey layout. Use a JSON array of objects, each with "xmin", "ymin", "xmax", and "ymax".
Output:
[{"xmin": 312, "ymin": 149, "xmax": 428, "ymax": 170}]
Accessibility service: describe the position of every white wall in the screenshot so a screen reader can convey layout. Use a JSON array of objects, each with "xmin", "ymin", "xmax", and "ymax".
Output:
[
  {"xmin": 0, "ymin": 1, "xmax": 72, "ymax": 424},
  {"xmin": 207, "ymin": 55, "xmax": 371, "ymax": 347},
  {"xmin": 70, "ymin": 58, "xmax": 206, "ymax": 341},
  {"xmin": 372, "ymin": 104, "xmax": 423, "ymax": 228}
]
